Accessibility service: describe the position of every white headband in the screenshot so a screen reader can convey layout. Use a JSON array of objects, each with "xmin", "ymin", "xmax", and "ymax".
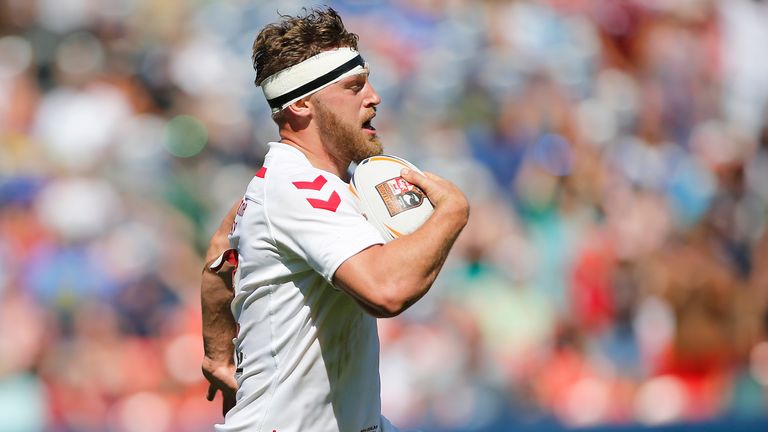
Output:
[{"xmin": 261, "ymin": 47, "xmax": 367, "ymax": 113}]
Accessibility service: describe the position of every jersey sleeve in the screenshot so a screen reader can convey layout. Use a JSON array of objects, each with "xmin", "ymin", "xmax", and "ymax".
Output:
[{"xmin": 265, "ymin": 171, "xmax": 385, "ymax": 282}]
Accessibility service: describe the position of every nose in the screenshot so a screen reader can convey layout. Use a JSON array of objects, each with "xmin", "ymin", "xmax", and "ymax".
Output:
[{"xmin": 365, "ymin": 82, "xmax": 381, "ymax": 107}]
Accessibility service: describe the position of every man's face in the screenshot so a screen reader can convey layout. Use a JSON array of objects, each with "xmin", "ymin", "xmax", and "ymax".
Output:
[{"xmin": 311, "ymin": 72, "xmax": 383, "ymax": 163}]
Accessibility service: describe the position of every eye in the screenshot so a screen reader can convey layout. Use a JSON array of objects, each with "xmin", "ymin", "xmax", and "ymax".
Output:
[
  {"xmin": 348, "ymin": 80, "xmax": 364, "ymax": 92},
  {"xmin": 345, "ymin": 75, "xmax": 367, "ymax": 93}
]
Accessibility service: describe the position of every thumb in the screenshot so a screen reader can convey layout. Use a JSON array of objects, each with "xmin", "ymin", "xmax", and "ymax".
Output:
[{"xmin": 223, "ymin": 373, "xmax": 238, "ymax": 392}]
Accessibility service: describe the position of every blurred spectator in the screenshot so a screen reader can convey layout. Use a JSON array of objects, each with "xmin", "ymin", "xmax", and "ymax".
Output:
[{"xmin": 1, "ymin": 0, "xmax": 768, "ymax": 431}]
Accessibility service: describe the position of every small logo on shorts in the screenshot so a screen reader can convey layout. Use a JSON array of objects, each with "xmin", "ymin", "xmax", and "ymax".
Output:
[{"xmin": 375, "ymin": 177, "xmax": 425, "ymax": 217}]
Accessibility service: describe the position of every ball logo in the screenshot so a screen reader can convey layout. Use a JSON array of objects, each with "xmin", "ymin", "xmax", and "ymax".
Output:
[{"xmin": 375, "ymin": 176, "xmax": 425, "ymax": 216}]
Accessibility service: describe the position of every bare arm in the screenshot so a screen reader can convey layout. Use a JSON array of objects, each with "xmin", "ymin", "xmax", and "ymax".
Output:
[
  {"xmin": 333, "ymin": 169, "xmax": 469, "ymax": 317},
  {"xmin": 201, "ymin": 200, "xmax": 239, "ymax": 415}
]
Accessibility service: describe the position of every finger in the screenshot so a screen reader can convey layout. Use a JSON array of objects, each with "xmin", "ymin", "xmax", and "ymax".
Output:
[
  {"xmin": 422, "ymin": 171, "xmax": 442, "ymax": 181},
  {"xmin": 223, "ymin": 390, "xmax": 237, "ymax": 416},
  {"xmin": 206, "ymin": 383, "xmax": 216, "ymax": 401},
  {"xmin": 400, "ymin": 168, "xmax": 432, "ymax": 192}
]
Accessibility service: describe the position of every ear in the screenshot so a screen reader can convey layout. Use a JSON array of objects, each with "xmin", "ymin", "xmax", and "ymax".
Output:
[{"xmin": 285, "ymin": 97, "xmax": 312, "ymax": 119}]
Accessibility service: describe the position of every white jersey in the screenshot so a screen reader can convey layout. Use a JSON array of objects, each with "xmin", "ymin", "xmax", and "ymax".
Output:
[{"xmin": 217, "ymin": 142, "xmax": 396, "ymax": 432}]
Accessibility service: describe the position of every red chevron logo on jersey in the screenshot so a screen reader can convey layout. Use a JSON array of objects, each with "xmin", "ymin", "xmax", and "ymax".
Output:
[
  {"xmin": 306, "ymin": 191, "xmax": 340, "ymax": 212},
  {"xmin": 292, "ymin": 175, "xmax": 327, "ymax": 190},
  {"xmin": 292, "ymin": 175, "xmax": 340, "ymax": 212}
]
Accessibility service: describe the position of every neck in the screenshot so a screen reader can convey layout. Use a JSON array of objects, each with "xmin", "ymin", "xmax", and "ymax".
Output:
[{"xmin": 279, "ymin": 129, "xmax": 351, "ymax": 181}]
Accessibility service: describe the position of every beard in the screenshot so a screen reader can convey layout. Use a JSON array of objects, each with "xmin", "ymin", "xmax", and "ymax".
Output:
[{"xmin": 314, "ymin": 101, "xmax": 383, "ymax": 164}]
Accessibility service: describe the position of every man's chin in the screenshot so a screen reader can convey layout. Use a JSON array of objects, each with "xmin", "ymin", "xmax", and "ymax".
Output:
[
  {"xmin": 368, "ymin": 139, "xmax": 384, "ymax": 157},
  {"xmin": 351, "ymin": 142, "xmax": 383, "ymax": 163}
]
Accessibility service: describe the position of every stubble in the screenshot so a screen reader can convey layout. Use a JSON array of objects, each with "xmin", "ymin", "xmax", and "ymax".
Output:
[{"xmin": 314, "ymin": 101, "xmax": 383, "ymax": 164}]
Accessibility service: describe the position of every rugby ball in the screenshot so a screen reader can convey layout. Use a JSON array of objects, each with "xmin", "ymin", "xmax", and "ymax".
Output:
[{"xmin": 350, "ymin": 155, "xmax": 434, "ymax": 241}]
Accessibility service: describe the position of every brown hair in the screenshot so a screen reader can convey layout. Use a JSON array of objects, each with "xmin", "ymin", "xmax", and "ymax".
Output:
[{"xmin": 251, "ymin": 7, "xmax": 359, "ymax": 87}]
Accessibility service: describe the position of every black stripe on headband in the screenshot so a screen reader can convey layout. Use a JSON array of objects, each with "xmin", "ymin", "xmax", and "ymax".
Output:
[{"xmin": 266, "ymin": 55, "xmax": 365, "ymax": 110}]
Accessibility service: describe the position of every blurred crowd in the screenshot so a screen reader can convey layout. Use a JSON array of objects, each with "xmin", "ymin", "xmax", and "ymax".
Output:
[{"xmin": 2, "ymin": 0, "xmax": 768, "ymax": 431}]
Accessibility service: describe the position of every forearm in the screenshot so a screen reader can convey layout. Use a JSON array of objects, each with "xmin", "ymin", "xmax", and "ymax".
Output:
[
  {"xmin": 201, "ymin": 267, "xmax": 236, "ymax": 362},
  {"xmin": 336, "ymin": 203, "xmax": 468, "ymax": 317},
  {"xmin": 379, "ymin": 206, "xmax": 466, "ymax": 306},
  {"xmin": 335, "ymin": 169, "xmax": 469, "ymax": 317},
  {"xmin": 201, "ymin": 201, "xmax": 240, "ymax": 364}
]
